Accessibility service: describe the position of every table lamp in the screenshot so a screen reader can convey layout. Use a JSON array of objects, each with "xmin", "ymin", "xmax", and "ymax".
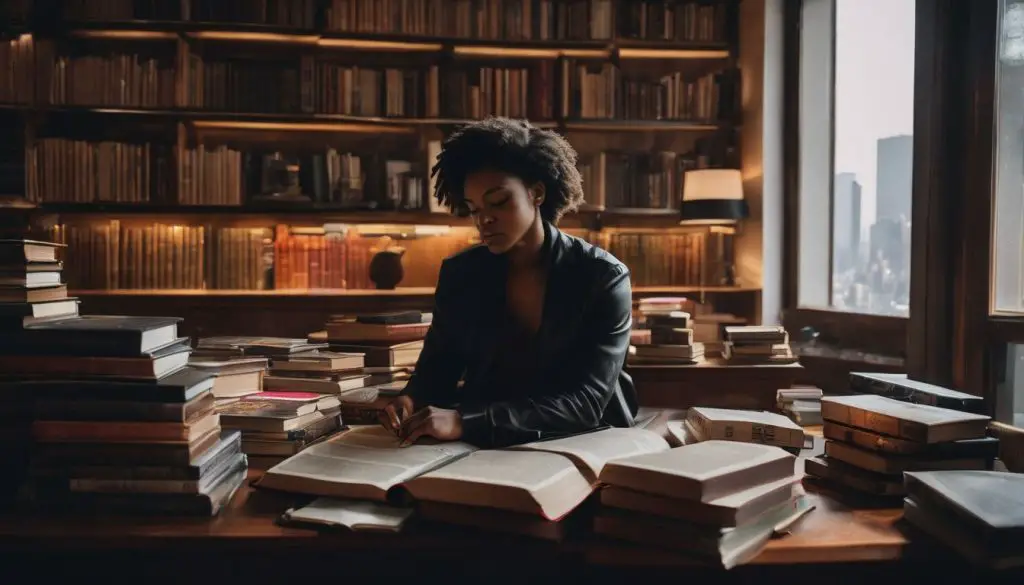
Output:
[
  {"xmin": 680, "ymin": 169, "xmax": 748, "ymax": 287},
  {"xmin": 680, "ymin": 168, "xmax": 749, "ymax": 224}
]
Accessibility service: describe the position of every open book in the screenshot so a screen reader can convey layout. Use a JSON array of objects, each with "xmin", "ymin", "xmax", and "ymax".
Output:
[
  {"xmin": 402, "ymin": 427, "xmax": 669, "ymax": 521},
  {"xmin": 257, "ymin": 426, "xmax": 476, "ymax": 501},
  {"xmin": 259, "ymin": 425, "xmax": 669, "ymax": 520},
  {"xmin": 511, "ymin": 426, "xmax": 670, "ymax": 482}
]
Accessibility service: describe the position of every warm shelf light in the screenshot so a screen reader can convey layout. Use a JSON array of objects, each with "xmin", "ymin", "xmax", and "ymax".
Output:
[
  {"xmin": 618, "ymin": 48, "xmax": 730, "ymax": 60},
  {"xmin": 452, "ymin": 45, "xmax": 606, "ymax": 58},
  {"xmin": 189, "ymin": 31, "xmax": 318, "ymax": 44},
  {"xmin": 564, "ymin": 121, "xmax": 719, "ymax": 132},
  {"xmin": 319, "ymin": 37, "xmax": 442, "ymax": 52},
  {"xmin": 191, "ymin": 120, "xmax": 414, "ymax": 134},
  {"xmin": 71, "ymin": 30, "xmax": 176, "ymax": 41}
]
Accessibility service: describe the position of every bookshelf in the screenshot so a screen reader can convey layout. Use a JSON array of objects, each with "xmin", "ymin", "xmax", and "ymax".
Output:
[{"xmin": 1, "ymin": 0, "xmax": 759, "ymax": 328}]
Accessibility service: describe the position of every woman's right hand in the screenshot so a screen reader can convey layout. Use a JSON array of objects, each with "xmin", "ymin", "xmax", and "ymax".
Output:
[{"xmin": 380, "ymin": 395, "xmax": 415, "ymax": 436}]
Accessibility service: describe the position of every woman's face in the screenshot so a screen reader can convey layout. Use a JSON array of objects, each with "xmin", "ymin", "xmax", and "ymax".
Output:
[{"xmin": 463, "ymin": 169, "xmax": 542, "ymax": 254}]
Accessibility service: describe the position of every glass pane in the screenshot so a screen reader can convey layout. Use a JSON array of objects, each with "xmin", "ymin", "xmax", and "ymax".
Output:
[
  {"xmin": 830, "ymin": 0, "xmax": 915, "ymax": 316},
  {"xmin": 997, "ymin": 343, "xmax": 1024, "ymax": 425},
  {"xmin": 993, "ymin": 0, "xmax": 1024, "ymax": 313}
]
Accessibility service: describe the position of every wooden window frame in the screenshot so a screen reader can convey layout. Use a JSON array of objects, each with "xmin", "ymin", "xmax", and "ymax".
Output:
[
  {"xmin": 854, "ymin": 0, "xmax": 1024, "ymax": 426},
  {"xmin": 781, "ymin": 0, "xmax": 910, "ymax": 383},
  {"xmin": 787, "ymin": 0, "xmax": 1024, "ymax": 433},
  {"xmin": 933, "ymin": 0, "xmax": 1024, "ymax": 425}
]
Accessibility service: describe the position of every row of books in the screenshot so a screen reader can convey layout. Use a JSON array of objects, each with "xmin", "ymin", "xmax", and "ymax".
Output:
[
  {"xmin": 7, "ymin": 38, "xmax": 737, "ymax": 122},
  {"xmin": 24, "ymin": 140, "xmax": 425, "ymax": 208},
  {"xmin": 40, "ymin": 0, "xmax": 731, "ymax": 44},
  {"xmin": 46, "ymin": 222, "xmax": 723, "ymax": 291},
  {"xmin": 25, "ymin": 137, "xmax": 731, "ymax": 213}
]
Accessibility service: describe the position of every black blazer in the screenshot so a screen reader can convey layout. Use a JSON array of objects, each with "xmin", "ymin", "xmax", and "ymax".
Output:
[{"xmin": 401, "ymin": 220, "xmax": 638, "ymax": 448}]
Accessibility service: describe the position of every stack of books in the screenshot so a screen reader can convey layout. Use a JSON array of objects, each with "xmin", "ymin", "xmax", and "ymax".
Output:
[
  {"xmin": 805, "ymin": 394, "xmax": 997, "ymax": 498},
  {"xmin": 263, "ymin": 349, "xmax": 369, "ymax": 395},
  {"xmin": 0, "ymin": 238, "xmax": 76, "ymax": 504},
  {"xmin": 722, "ymin": 326, "xmax": 796, "ymax": 364},
  {"xmin": 310, "ymin": 311, "xmax": 430, "ymax": 422},
  {"xmin": 194, "ymin": 339, "xmax": 360, "ymax": 469},
  {"xmin": 902, "ymin": 470, "xmax": 1024, "ymax": 569},
  {"xmin": 217, "ymin": 391, "xmax": 344, "ymax": 470},
  {"xmin": 593, "ymin": 441, "xmax": 809, "ymax": 568},
  {"xmin": 0, "ymin": 239, "xmax": 78, "ymax": 326},
  {"xmin": 2, "ymin": 314, "xmax": 247, "ymax": 515},
  {"xmin": 776, "ymin": 387, "xmax": 823, "ymax": 426},
  {"xmin": 628, "ymin": 297, "xmax": 704, "ymax": 365},
  {"xmin": 679, "ymin": 407, "xmax": 807, "ymax": 454},
  {"xmin": 187, "ymin": 355, "xmax": 269, "ymax": 407},
  {"xmin": 315, "ymin": 310, "xmax": 427, "ymax": 370},
  {"xmin": 191, "ymin": 336, "xmax": 327, "ymax": 361}
]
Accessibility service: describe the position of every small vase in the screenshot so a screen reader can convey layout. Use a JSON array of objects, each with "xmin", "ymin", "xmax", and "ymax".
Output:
[{"xmin": 369, "ymin": 248, "xmax": 405, "ymax": 290}]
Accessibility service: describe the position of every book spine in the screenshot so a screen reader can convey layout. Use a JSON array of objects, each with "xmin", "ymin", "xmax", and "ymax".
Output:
[
  {"xmin": 848, "ymin": 374, "xmax": 984, "ymax": 413},
  {"xmin": 820, "ymin": 401, "xmax": 928, "ymax": 443}
]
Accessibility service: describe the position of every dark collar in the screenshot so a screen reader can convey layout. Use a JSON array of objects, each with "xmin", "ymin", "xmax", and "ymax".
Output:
[{"xmin": 540, "ymin": 219, "xmax": 565, "ymax": 272}]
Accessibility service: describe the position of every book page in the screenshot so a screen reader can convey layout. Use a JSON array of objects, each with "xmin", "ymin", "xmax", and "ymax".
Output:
[
  {"xmin": 282, "ymin": 498, "xmax": 413, "ymax": 532},
  {"xmin": 513, "ymin": 427, "xmax": 669, "ymax": 481},
  {"xmin": 419, "ymin": 450, "xmax": 577, "ymax": 492},
  {"xmin": 266, "ymin": 426, "xmax": 476, "ymax": 491}
]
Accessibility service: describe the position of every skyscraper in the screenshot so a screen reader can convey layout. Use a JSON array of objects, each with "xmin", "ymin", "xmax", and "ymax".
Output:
[
  {"xmin": 833, "ymin": 172, "xmax": 862, "ymax": 272},
  {"xmin": 875, "ymin": 135, "xmax": 913, "ymax": 222}
]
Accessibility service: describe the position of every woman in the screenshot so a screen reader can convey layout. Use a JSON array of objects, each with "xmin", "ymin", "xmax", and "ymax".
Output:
[{"xmin": 382, "ymin": 117, "xmax": 638, "ymax": 448}]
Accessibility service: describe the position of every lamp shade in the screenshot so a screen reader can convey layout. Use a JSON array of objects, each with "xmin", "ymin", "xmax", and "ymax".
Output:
[{"xmin": 680, "ymin": 168, "xmax": 749, "ymax": 224}]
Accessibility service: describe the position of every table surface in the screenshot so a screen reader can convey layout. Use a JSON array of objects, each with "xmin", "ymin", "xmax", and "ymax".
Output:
[
  {"xmin": 0, "ymin": 474, "xmax": 906, "ymax": 563},
  {"xmin": 0, "ymin": 445, "xmax": 908, "ymax": 568}
]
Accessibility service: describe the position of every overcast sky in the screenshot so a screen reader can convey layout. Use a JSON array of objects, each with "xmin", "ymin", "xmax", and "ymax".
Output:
[{"xmin": 833, "ymin": 0, "xmax": 916, "ymax": 234}]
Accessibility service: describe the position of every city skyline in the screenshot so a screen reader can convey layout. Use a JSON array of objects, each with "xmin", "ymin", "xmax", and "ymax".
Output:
[
  {"xmin": 834, "ymin": 0, "xmax": 916, "ymax": 235},
  {"xmin": 830, "ymin": 133, "xmax": 912, "ymax": 316}
]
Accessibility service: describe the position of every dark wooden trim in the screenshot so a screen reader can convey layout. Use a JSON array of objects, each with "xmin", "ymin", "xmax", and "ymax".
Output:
[
  {"xmin": 906, "ymin": 0, "xmax": 968, "ymax": 389},
  {"xmin": 781, "ymin": 0, "xmax": 802, "ymax": 310},
  {"xmin": 782, "ymin": 307, "xmax": 907, "ymax": 358},
  {"xmin": 907, "ymin": 0, "xmax": 1000, "ymax": 402},
  {"xmin": 955, "ymin": 0, "xmax": 999, "ymax": 400},
  {"xmin": 988, "ymin": 317, "xmax": 1024, "ymax": 344}
]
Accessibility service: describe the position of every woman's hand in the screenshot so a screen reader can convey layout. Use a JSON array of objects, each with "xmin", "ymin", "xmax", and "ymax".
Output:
[
  {"xmin": 380, "ymin": 395, "xmax": 415, "ymax": 436},
  {"xmin": 399, "ymin": 406, "xmax": 463, "ymax": 445}
]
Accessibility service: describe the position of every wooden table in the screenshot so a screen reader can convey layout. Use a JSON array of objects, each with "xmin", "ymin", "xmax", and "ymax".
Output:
[
  {"xmin": 628, "ymin": 360, "xmax": 804, "ymax": 411},
  {"xmin": 0, "ymin": 471, "xmax": 1018, "ymax": 585}
]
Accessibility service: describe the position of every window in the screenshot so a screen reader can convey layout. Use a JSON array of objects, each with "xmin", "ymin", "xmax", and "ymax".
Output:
[
  {"xmin": 795, "ymin": 0, "xmax": 916, "ymax": 318},
  {"xmin": 993, "ymin": 0, "xmax": 1024, "ymax": 314},
  {"xmin": 994, "ymin": 1, "xmax": 1024, "ymax": 424}
]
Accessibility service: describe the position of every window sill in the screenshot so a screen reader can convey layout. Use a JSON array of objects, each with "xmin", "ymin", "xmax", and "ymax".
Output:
[
  {"xmin": 988, "ymin": 316, "xmax": 1024, "ymax": 343},
  {"xmin": 783, "ymin": 307, "xmax": 907, "ymax": 357}
]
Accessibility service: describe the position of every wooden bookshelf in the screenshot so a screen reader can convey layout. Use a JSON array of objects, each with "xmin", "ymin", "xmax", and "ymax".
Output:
[
  {"xmin": 2, "ymin": 0, "xmax": 756, "ymax": 324},
  {"xmin": 70, "ymin": 285, "xmax": 761, "ymax": 338}
]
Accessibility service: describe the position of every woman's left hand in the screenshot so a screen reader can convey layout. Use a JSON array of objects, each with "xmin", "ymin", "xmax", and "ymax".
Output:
[{"xmin": 400, "ymin": 406, "xmax": 463, "ymax": 445}]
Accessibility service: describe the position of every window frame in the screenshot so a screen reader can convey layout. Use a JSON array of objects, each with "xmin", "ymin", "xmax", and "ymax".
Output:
[
  {"xmin": 787, "ymin": 0, "xmax": 1024, "ymax": 423},
  {"xmin": 965, "ymin": 0, "xmax": 1024, "ymax": 421},
  {"xmin": 782, "ymin": 0, "xmax": 912, "ymax": 368}
]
